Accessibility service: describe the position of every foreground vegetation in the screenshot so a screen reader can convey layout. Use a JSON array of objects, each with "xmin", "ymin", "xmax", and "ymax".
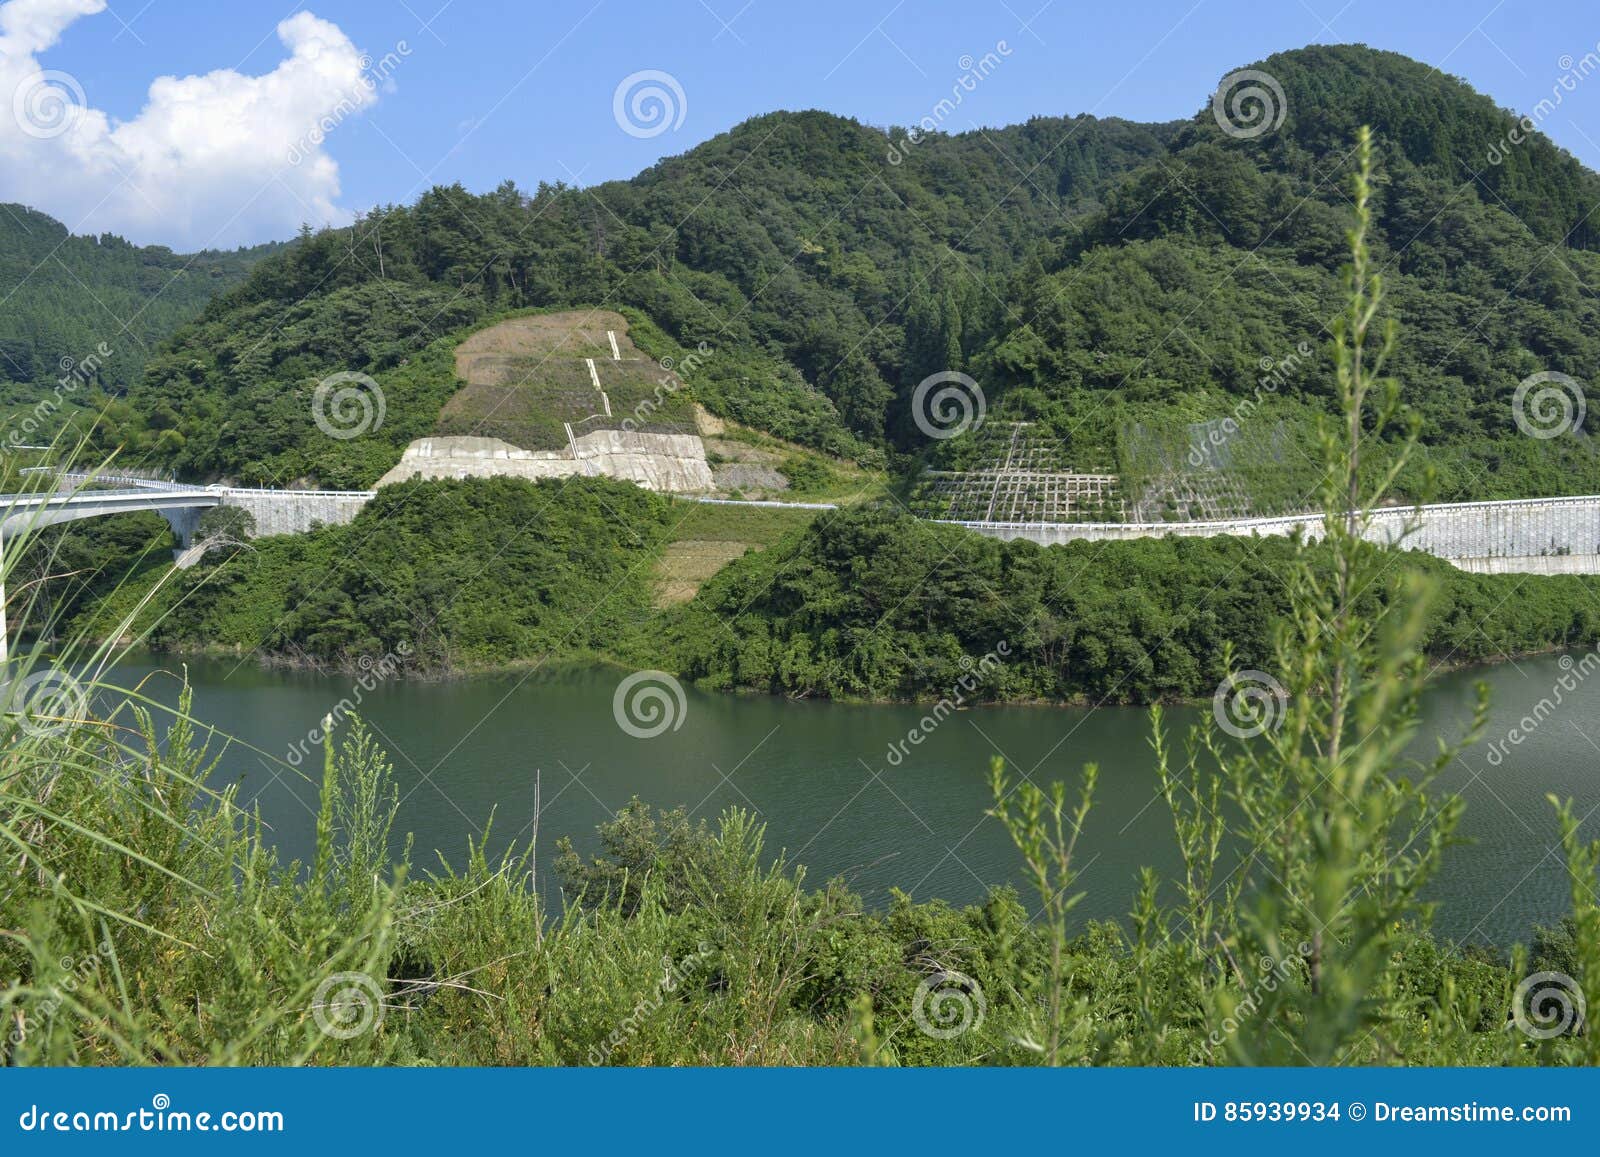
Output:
[{"xmin": 0, "ymin": 716, "xmax": 1592, "ymax": 1066}]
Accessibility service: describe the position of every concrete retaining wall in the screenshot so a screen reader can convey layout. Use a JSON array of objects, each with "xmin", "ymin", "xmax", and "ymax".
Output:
[
  {"xmin": 376, "ymin": 432, "xmax": 715, "ymax": 492},
  {"xmin": 1450, "ymin": 555, "xmax": 1600, "ymax": 575},
  {"xmin": 216, "ymin": 488, "xmax": 374, "ymax": 537}
]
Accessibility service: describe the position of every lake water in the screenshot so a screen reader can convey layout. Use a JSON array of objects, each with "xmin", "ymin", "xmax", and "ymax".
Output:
[{"xmin": 107, "ymin": 650, "xmax": 1600, "ymax": 947}]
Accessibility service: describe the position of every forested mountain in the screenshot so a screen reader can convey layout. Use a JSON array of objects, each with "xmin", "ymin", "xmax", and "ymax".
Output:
[
  {"xmin": 0, "ymin": 205, "xmax": 281, "ymax": 412},
  {"xmin": 96, "ymin": 112, "xmax": 1174, "ymax": 484},
  {"xmin": 960, "ymin": 44, "xmax": 1600, "ymax": 503},
  {"xmin": 89, "ymin": 44, "xmax": 1600, "ymax": 500}
]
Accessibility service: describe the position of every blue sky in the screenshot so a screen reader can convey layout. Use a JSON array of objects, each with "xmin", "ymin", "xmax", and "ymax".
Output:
[{"xmin": 5, "ymin": 0, "xmax": 1600, "ymax": 248}]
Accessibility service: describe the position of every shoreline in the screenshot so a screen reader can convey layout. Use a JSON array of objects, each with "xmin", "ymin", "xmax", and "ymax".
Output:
[{"xmin": 120, "ymin": 637, "xmax": 1590, "ymax": 709}]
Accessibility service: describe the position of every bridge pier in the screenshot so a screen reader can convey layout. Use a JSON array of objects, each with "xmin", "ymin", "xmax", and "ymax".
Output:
[{"xmin": 159, "ymin": 507, "xmax": 201, "ymax": 556}]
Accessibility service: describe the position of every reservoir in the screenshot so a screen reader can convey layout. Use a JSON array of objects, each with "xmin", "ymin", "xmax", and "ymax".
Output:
[{"xmin": 109, "ymin": 649, "xmax": 1598, "ymax": 947}]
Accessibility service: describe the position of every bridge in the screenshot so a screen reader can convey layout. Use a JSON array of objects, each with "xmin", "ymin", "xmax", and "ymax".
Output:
[
  {"xmin": 1, "ymin": 478, "xmax": 222, "ymax": 540},
  {"xmin": 944, "ymin": 494, "xmax": 1600, "ymax": 575},
  {"xmin": 0, "ymin": 473, "xmax": 374, "ymax": 661},
  {"xmin": 1, "ymin": 472, "xmax": 376, "ymax": 545}
]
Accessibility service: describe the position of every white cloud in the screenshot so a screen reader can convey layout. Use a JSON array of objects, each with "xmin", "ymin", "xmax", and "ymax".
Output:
[{"xmin": 0, "ymin": 1, "xmax": 393, "ymax": 249}]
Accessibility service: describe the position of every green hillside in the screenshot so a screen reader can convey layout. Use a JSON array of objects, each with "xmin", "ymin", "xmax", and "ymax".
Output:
[
  {"xmin": 0, "ymin": 204, "xmax": 281, "ymax": 431},
  {"xmin": 951, "ymin": 45, "xmax": 1600, "ymax": 506}
]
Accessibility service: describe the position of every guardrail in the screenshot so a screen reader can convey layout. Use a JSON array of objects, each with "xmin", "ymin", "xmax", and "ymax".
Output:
[
  {"xmin": 938, "ymin": 493, "xmax": 1600, "ymax": 536},
  {"xmin": 216, "ymin": 486, "xmax": 378, "ymax": 499}
]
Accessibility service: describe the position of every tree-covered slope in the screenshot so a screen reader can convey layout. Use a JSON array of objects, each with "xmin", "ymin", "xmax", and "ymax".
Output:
[
  {"xmin": 0, "ymin": 204, "xmax": 281, "ymax": 413},
  {"xmin": 667, "ymin": 506, "xmax": 1600, "ymax": 703},
  {"xmin": 85, "ymin": 485, "xmax": 1600, "ymax": 692},
  {"xmin": 95, "ymin": 45, "xmax": 1600, "ymax": 502},
  {"xmin": 138, "ymin": 477, "xmax": 676, "ymax": 670},
  {"xmin": 960, "ymin": 45, "xmax": 1600, "ymax": 504}
]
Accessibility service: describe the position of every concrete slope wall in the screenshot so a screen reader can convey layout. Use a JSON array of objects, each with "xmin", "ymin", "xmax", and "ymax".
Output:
[{"xmin": 376, "ymin": 432, "xmax": 714, "ymax": 492}]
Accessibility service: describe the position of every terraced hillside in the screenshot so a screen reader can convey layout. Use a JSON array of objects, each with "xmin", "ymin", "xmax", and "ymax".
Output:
[
  {"xmin": 652, "ymin": 502, "xmax": 819, "ymax": 607},
  {"xmin": 436, "ymin": 310, "xmax": 697, "ymax": 450}
]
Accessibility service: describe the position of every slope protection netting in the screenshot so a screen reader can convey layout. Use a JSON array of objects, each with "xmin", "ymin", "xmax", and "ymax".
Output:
[
  {"xmin": 911, "ymin": 422, "xmax": 1126, "ymax": 522},
  {"xmin": 912, "ymin": 417, "xmax": 1318, "ymax": 524}
]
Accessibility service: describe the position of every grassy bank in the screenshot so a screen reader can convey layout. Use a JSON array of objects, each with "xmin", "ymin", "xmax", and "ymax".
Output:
[{"xmin": 1, "ymin": 705, "xmax": 1590, "ymax": 1065}]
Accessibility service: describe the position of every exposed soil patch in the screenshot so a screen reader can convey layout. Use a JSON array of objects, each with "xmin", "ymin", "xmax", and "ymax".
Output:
[
  {"xmin": 654, "ymin": 539, "xmax": 756, "ymax": 606},
  {"xmin": 453, "ymin": 310, "xmax": 627, "ymax": 380}
]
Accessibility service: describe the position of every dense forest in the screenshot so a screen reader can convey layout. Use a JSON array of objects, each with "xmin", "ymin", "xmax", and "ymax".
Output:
[
  {"xmin": 0, "ymin": 204, "xmax": 281, "ymax": 416},
  {"xmin": 147, "ymin": 477, "xmax": 673, "ymax": 670},
  {"xmin": 671, "ymin": 506, "xmax": 1600, "ymax": 701},
  {"xmin": 954, "ymin": 46, "xmax": 1600, "ymax": 503},
  {"xmin": 89, "ymin": 110, "xmax": 1171, "ymax": 484}
]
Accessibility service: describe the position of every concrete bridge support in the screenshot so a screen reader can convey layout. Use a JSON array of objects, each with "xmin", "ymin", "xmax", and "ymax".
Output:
[
  {"xmin": 1, "ymin": 485, "xmax": 224, "ymax": 663},
  {"xmin": 159, "ymin": 506, "xmax": 202, "ymax": 551}
]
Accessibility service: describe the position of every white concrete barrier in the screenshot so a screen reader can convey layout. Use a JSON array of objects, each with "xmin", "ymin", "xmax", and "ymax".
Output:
[{"xmin": 941, "ymin": 495, "xmax": 1600, "ymax": 574}]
